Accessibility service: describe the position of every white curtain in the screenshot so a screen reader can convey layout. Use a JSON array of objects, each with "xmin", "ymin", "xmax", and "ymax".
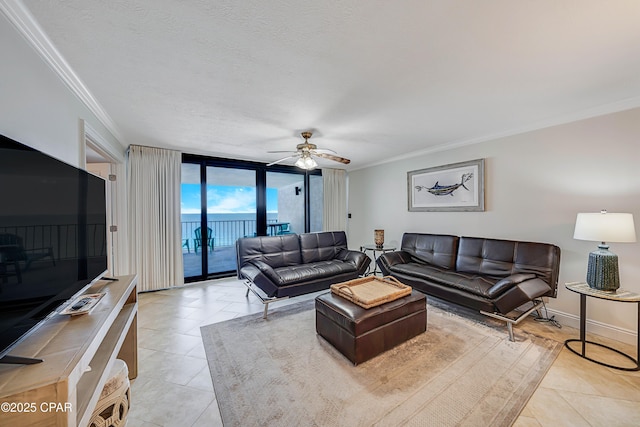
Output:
[
  {"xmin": 322, "ymin": 168, "xmax": 347, "ymax": 231},
  {"xmin": 127, "ymin": 145, "xmax": 184, "ymax": 291}
]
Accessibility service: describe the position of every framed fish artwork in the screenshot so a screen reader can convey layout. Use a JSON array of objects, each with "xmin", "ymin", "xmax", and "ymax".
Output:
[{"xmin": 408, "ymin": 158, "xmax": 485, "ymax": 212}]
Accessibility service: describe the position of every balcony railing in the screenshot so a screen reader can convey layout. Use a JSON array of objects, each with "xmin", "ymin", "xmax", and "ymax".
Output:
[
  {"xmin": 0, "ymin": 224, "xmax": 106, "ymax": 261},
  {"xmin": 182, "ymin": 219, "xmax": 280, "ymax": 250}
]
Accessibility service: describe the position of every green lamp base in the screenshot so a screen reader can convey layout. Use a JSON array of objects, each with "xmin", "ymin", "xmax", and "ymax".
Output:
[{"xmin": 586, "ymin": 244, "xmax": 620, "ymax": 291}]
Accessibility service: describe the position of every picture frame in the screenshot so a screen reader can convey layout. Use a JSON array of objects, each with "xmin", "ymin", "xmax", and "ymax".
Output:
[{"xmin": 408, "ymin": 158, "xmax": 485, "ymax": 212}]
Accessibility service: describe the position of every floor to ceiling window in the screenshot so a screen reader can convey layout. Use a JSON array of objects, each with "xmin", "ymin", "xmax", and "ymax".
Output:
[{"xmin": 181, "ymin": 155, "xmax": 322, "ymax": 282}]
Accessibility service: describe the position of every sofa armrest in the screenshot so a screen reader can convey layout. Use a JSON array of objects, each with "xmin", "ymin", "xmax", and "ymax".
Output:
[
  {"xmin": 493, "ymin": 277, "xmax": 552, "ymax": 314},
  {"xmin": 238, "ymin": 260, "xmax": 282, "ymax": 297},
  {"xmin": 336, "ymin": 249, "xmax": 371, "ymax": 276},
  {"xmin": 487, "ymin": 273, "xmax": 537, "ymax": 298},
  {"xmin": 376, "ymin": 250, "xmax": 413, "ymax": 275},
  {"xmin": 247, "ymin": 259, "xmax": 282, "ymax": 284}
]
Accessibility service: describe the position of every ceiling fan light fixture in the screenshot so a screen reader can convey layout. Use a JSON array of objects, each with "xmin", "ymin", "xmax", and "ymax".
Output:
[
  {"xmin": 295, "ymin": 154, "xmax": 317, "ymax": 170},
  {"xmin": 304, "ymin": 156, "xmax": 318, "ymax": 169},
  {"xmin": 294, "ymin": 157, "xmax": 306, "ymax": 168}
]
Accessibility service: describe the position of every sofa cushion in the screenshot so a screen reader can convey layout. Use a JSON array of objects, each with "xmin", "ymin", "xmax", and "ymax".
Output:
[
  {"xmin": 236, "ymin": 234, "xmax": 301, "ymax": 269},
  {"xmin": 456, "ymin": 237, "xmax": 516, "ymax": 277},
  {"xmin": 390, "ymin": 261, "xmax": 538, "ymax": 299},
  {"xmin": 390, "ymin": 261, "xmax": 499, "ymax": 298},
  {"xmin": 300, "ymin": 231, "xmax": 348, "ymax": 264},
  {"xmin": 401, "ymin": 233, "xmax": 459, "ymax": 270},
  {"xmin": 388, "ymin": 262, "xmax": 460, "ymax": 287},
  {"xmin": 273, "ymin": 260, "xmax": 358, "ymax": 286},
  {"xmin": 456, "ymin": 237, "xmax": 560, "ymax": 288}
]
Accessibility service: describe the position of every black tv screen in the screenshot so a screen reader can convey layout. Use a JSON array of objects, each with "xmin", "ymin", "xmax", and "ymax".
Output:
[{"xmin": 0, "ymin": 134, "xmax": 108, "ymax": 362}]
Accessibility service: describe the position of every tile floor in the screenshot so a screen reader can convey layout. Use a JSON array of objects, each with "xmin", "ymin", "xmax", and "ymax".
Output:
[{"xmin": 127, "ymin": 278, "xmax": 640, "ymax": 427}]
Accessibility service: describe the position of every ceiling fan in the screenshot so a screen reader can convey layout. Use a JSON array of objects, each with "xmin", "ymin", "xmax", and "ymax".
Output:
[{"xmin": 266, "ymin": 131, "xmax": 351, "ymax": 170}]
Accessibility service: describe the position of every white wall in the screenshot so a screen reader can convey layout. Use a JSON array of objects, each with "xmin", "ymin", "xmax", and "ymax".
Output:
[
  {"xmin": 277, "ymin": 182, "xmax": 304, "ymax": 234},
  {"xmin": 0, "ymin": 13, "xmax": 124, "ymax": 166},
  {"xmin": 1, "ymin": 14, "xmax": 128, "ymax": 274},
  {"xmin": 348, "ymin": 108, "xmax": 640, "ymax": 343}
]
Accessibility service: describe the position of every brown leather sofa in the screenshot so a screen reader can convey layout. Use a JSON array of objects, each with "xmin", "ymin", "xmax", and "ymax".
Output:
[
  {"xmin": 237, "ymin": 231, "xmax": 370, "ymax": 317},
  {"xmin": 377, "ymin": 233, "xmax": 561, "ymax": 340}
]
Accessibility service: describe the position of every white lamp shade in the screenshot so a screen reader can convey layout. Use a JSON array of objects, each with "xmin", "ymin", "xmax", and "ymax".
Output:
[{"xmin": 573, "ymin": 212, "xmax": 636, "ymax": 243}]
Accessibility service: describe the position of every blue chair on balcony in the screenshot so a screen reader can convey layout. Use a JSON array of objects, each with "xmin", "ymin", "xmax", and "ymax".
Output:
[
  {"xmin": 0, "ymin": 233, "xmax": 55, "ymax": 273},
  {"xmin": 182, "ymin": 239, "xmax": 190, "ymax": 253},
  {"xmin": 194, "ymin": 227, "xmax": 215, "ymax": 253},
  {"xmin": 276, "ymin": 223, "xmax": 292, "ymax": 235}
]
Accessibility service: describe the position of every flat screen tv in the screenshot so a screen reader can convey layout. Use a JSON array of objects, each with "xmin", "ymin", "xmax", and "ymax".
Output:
[{"xmin": 0, "ymin": 134, "xmax": 108, "ymax": 364}]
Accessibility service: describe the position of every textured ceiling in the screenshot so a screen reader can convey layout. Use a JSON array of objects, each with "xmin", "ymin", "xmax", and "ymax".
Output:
[{"xmin": 20, "ymin": 0, "xmax": 640, "ymax": 170}]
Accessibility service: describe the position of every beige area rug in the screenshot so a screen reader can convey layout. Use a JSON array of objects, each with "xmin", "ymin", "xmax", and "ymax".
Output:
[{"xmin": 201, "ymin": 297, "xmax": 561, "ymax": 427}]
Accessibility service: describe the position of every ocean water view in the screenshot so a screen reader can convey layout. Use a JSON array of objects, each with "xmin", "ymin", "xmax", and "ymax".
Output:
[{"xmin": 181, "ymin": 213, "xmax": 279, "ymax": 222}]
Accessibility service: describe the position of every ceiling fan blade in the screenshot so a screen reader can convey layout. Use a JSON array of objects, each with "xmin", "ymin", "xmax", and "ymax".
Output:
[
  {"xmin": 266, "ymin": 154, "xmax": 299, "ymax": 166},
  {"xmin": 312, "ymin": 147, "xmax": 337, "ymax": 154},
  {"xmin": 315, "ymin": 152, "xmax": 351, "ymax": 164},
  {"xmin": 267, "ymin": 150, "xmax": 297, "ymax": 154}
]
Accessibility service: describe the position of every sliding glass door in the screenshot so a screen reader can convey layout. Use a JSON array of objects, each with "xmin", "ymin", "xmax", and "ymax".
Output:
[
  {"xmin": 181, "ymin": 164, "xmax": 257, "ymax": 278},
  {"xmin": 181, "ymin": 163, "xmax": 203, "ymax": 278},
  {"xmin": 182, "ymin": 155, "xmax": 322, "ymax": 282},
  {"xmin": 205, "ymin": 167, "xmax": 257, "ymax": 275}
]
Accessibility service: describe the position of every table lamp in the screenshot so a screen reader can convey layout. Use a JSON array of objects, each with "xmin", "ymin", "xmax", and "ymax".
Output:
[{"xmin": 573, "ymin": 210, "xmax": 636, "ymax": 291}]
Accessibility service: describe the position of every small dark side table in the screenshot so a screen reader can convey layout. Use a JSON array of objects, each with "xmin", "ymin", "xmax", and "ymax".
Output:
[
  {"xmin": 564, "ymin": 282, "xmax": 640, "ymax": 371},
  {"xmin": 360, "ymin": 245, "xmax": 396, "ymax": 276}
]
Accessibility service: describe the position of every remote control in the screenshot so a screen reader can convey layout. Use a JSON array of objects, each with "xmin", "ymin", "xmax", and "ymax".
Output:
[{"xmin": 71, "ymin": 298, "xmax": 91, "ymax": 311}]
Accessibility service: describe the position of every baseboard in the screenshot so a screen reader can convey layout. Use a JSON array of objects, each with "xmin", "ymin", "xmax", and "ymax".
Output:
[{"xmin": 546, "ymin": 308, "xmax": 637, "ymax": 346}]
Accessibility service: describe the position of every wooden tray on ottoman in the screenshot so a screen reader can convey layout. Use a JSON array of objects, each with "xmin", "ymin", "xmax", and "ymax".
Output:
[{"xmin": 330, "ymin": 276, "xmax": 412, "ymax": 309}]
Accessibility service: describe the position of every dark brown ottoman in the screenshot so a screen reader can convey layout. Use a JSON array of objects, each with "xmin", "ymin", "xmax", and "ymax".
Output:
[{"xmin": 315, "ymin": 291, "xmax": 427, "ymax": 365}]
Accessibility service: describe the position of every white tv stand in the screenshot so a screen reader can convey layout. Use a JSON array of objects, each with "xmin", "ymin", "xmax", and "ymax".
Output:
[{"xmin": 0, "ymin": 275, "xmax": 138, "ymax": 427}]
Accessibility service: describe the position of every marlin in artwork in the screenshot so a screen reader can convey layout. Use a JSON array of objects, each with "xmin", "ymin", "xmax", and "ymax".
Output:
[{"xmin": 415, "ymin": 173, "xmax": 473, "ymax": 196}]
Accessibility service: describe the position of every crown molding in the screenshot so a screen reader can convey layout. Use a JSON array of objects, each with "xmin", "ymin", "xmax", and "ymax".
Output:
[
  {"xmin": 82, "ymin": 120, "xmax": 126, "ymax": 164},
  {"xmin": 0, "ymin": 0, "xmax": 127, "ymax": 147}
]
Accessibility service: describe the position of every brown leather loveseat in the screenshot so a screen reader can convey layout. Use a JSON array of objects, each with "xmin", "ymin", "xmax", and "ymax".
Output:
[{"xmin": 377, "ymin": 233, "xmax": 561, "ymax": 340}]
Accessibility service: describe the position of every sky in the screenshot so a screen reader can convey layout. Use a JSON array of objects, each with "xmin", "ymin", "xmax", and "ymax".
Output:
[{"xmin": 181, "ymin": 184, "xmax": 278, "ymax": 214}]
